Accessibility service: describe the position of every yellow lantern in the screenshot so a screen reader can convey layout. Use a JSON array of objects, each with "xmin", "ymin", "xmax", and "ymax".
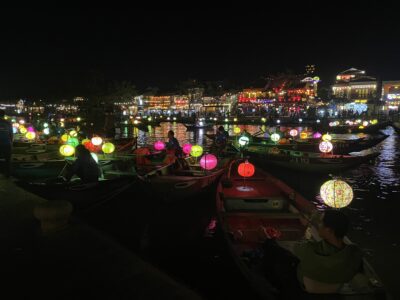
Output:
[
  {"xmin": 190, "ymin": 145, "xmax": 203, "ymax": 157},
  {"xmin": 59, "ymin": 145, "xmax": 75, "ymax": 157},
  {"xmin": 300, "ymin": 132, "xmax": 308, "ymax": 139},
  {"xmin": 322, "ymin": 133, "xmax": 332, "ymax": 142},
  {"xmin": 25, "ymin": 132, "xmax": 36, "ymax": 140},
  {"xmin": 69, "ymin": 130, "xmax": 78, "ymax": 137},
  {"xmin": 61, "ymin": 134, "xmax": 69, "ymax": 142},
  {"xmin": 320, "ymin": 179, "xmax": 353, "ymax": 208},
  {"xmin": 91, "ymin": 136, "xmax": 103, "ymax": 146},
  {"xmin": 234, "ymin": 127, "xmax": 241, "ymax": 134},
  {"xmin": 102, "ymin": 142, "xmax": 115, "ymax": 154},
  {"xmin": 81, "ymin": 138, "xmax": 90, "ymax": 145},
  {"xmin": 19, "ymin": 126, "xmax": 27, "ymax": 134}
]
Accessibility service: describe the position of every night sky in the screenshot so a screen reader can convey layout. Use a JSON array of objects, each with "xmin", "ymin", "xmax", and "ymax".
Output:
[{"xmin": 1, "ymin": 2, "xmax": 399, "ymax": 99}]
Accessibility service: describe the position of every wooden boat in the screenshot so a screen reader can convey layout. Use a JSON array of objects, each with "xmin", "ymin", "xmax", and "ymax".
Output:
[
  {"xmin": 141, "ymin": 157, "xmax": 229, "ymax": 202},
  {"xmin": 392, "ymin": 121, "xmax": 400, "ymax": 134},
  {"xmin": 12, "ymin": 143, "xmax": 61, "ymax": 161},
  {"xmin": 244, "ymin": 147, "xmax": 379, "ymax": 173},
  {"xmin": 215, "ymin": 161, "xmax": 386, "ymax": 299}
]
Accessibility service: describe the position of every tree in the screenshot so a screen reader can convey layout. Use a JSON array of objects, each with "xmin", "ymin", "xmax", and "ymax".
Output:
[{"xmin": 105, "ymin": 81, "xmax": 137, "ymax": 104}]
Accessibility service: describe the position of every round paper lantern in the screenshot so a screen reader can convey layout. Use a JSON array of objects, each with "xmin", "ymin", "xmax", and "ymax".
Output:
[
  {"xmin": 43, "ymin": 123, "xmax": 49, "ymax": 128},
  {"xmin": 60, "ymin": 145, "xmax": 75, "ymax": 157},
  {"xmin": 82, "ymin": 138, "xmax": 90, "ymax": 145},
  {"xmin": 19, "ymin": 126, "xmax": 27, "ymax": 134},
  {"xmin": 359, "ymin": 125, "xmax": 364, "ymax": 129},
  {"xmin": 319, "ymin": 141, "xmax": 333, "ymax": 153},
  {"xmin": 12, "ymin": 122, "xmax": 20, "ymax": 128},
  {"xmin": 66, "ymin": 137, "xmax": 79, "ymax": 147},
  {"xmin": 190, "ymin": 145, "xmax": 203, "ymax": 157},
  {"xmin": 25, "ymin": 131, "xmax": 36, "ymax": 140},
  {"xmin": 61, "ymin": 134, "xmax": 69, "ymax": 142},
  {"xmin": 322, "ymin": 133, "xmax": 332, "ymax": 142},
  {"xmin": 238, "ymin": 161, "xmax": 255, "ymax": 178},
  {"xmin": 182, "ymin": 144, "xmax": 192, "ymax": 155},
  {"xmin": 27, "ymin": 126, "xmax": 35, "ymax": 132},
  {"xmin": 91, "ymin": 136, "xmax": 103, "ymax": 146},
  {"xmin": 234, "ymin": 127, "xmax": 241, "ymax": 134},
  {"xmin": 289, "ymin": 129, "xmax": 298, "ymax": 137},
  {"xmin": 12, "ymin": 127, "xmax": 18, "ymax": 134},
  {"xmin": 91, "ymin": 152, "xmax": 99, "ymax": 164},
  {"xmin": 154, "ymin": 140, "xmax": 166, "ymax": 151},
  {"xmin": 102, "ymin": 142, "xmax": 115, "ymax": 154},
  {"xmin": 271, "ymin": 133, "xmax": 280, "ymax": 143},
  {"xmin": 300, "ymin": 132, "xmax": 308, "ymax": 139},
  {"xmin": 200, "ymin": 154, "xmax": 218, "ymax": 170},
  {"xmin": 362, "ymin": 121, "xmax": 369, "ymax": 127},
  {"xmin": 43, "ymin": 128, "xmax": 50, "ymax": 135},
  {"xmin": 320, "ymin": 179, "xmax": 353, "ymax": 208},
  {"xmin": 238, "ymin": 136, "xmax": 250, "ymax": 147},
  {"xmin": 313, "ymin": 132, "xmax": 322, "ymax": 139},
  {"xmin": 69, "ymin": 130, "xmax": 78, "ymax": 137}
]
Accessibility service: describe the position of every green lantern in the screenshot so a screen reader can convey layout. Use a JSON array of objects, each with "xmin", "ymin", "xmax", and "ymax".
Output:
[{"xmin": 190, "ymin": 145, "xmax": 203, "ymax": 157}]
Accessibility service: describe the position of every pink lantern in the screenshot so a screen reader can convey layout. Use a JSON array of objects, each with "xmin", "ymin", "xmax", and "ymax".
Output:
[
  {"xmin": 313, "ymin": 132, "xmax": 322, "ymax": 139},
  {"xmin": 200, "ymin": 154, "xmax": 218, "ymax": 170},
  {"xmin": 154, "ymin": 140, "xmax": 165, "ymax": 151},
  {"xmin": 183, "ymin": 143, "xmax": 192, "ymax": 155},
  {"xmin": 27, "ymin": 126, "xmax": 35, "ymax": 132},
  {"xmin": 289, "ymin": 129, "xmax": 298, "ymax": 137}
]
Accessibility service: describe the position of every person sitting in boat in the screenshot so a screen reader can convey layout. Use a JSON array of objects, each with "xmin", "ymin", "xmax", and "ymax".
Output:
[
  {"xmin": 64, "ymin": 145, "xmax": 100, "ymax": 184},
  {"xmin": 166, "ymin": 130, "xmax": 182, "ymax": 157}
]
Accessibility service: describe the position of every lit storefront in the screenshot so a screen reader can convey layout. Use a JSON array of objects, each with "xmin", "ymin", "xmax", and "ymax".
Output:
[
  {"xmin": 382, "ymin": 81, "xmax": 400, "ymax": 110},
  {"xmin": 146, "ymin": 96, "xmax": 171, "ymax": 113}
]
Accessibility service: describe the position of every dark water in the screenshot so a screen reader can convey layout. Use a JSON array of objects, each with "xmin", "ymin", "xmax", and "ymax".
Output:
[{"xmin": 88, "ymin": 123, "xmax": 399, "ymax": 299}]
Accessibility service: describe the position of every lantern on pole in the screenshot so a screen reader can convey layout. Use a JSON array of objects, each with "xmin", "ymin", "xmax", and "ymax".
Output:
[
  {"xmin": 154, "ymin": 140, "xmax": 165, "ymax": 151},
  {"xmin": 190, "ymin": 145, "xmax": 203, "ymax": 157},
  {"xmin": 182, "ymin": 144, "xmax": 192, "ymax": 155},
  {"xmin": 200, "ymin": 154, "xmax": 218, "ymax": 170},
  {"xmin": 237, "ymin": 160, "xmax": 255, "ymax": 192}
]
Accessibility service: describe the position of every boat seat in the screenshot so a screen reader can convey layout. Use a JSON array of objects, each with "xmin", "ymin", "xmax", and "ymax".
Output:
[{"xmin": 224, "ymin": 197, "xmax": 287, "ymax": 212}]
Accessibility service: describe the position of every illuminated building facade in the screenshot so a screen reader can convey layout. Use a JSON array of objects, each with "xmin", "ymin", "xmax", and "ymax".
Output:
[
  {"xmin": 146, "ymin": 96, "xmax": 171, "ymax": 111},
  {"xmin": 382, "ymin": 80, "xmax": 400, "ymax": 110},
  {"xmin": 332, "ymin": 68, "xmax": 377, "ymax": 102}
]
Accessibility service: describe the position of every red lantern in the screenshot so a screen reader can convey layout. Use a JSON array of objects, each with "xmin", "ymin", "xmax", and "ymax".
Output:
[{"xmin": 238, "ymin": 161, "xmax": 255, "ymax": 178}]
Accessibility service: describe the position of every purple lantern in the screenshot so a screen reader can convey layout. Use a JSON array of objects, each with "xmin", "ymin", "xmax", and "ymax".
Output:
[
  {"xmin": 200, "ymin": 154, "xmax": 218, "ymax": 170},
  {"xmin": 154, "ymin": 140, "xmax": 165, "ymax": 151},
  {"xmin": 313, "ymin": 132, "xmax": 322, "ymax": 139},
  {"xmin": 27, "ymin": 126, "xmax": 35, "ymax": 132},
  {"xmin": 183, "ymin": 143, "xmax": 192, "ymax": 155}
]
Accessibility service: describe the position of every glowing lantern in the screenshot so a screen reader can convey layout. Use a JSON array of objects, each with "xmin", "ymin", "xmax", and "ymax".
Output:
[
  {"xmin": 322, "ymin": 133, "xmax": 332, "ymax": 142},
  {"xmin": 238, "ymin": 161, "xmax": 255, "ymax": 178},
  {"xmin": 154, "ymin": 140, "xmax": 165, "ymax": 151},
  {"xmin": 27, "ymin": 126, "xmax": 35, "ymax": 132},
  {"xmin": 319, "ymin": 141, "xmax": 333, "ymax": 153},
  {"xmin": 234, "ymin": 118, "xmax": 238, "ymax": 122},
  {"xmin": 12, "ymin": 127, "xmax": 18, "ymax": 134},
  {"xmin": 234, "ymin": 127, "xmax": 241, "ymax": 134},
  {"xmin": 102, "ymin": 142, "xmax": 115, "ymax": 154},
  {"xmin": 43, "ymin": 128, "xmax": 50, "ymax": 135},
  {"xmin": 313, "ymin": 132, "xmax": 322, "ymax": 139},
  {"xmin": 320, "ymin": 179, "xmax": 353, "ymax": 208},
  {"xmin": 91, "ymin": 136, "xmax": 103, "ymax": 146},
  {"xmin": 59, "ymin": 145, "xmax": 75, "ymax": 157},
  {"xmin": 362, "ymin": 121, "xmax": 369, "ymax": 127},
  {"xmin": 271, "ymin": 133, "xmax": 280, "ymax": 143},
  {"xmin": 289, "ymin": 129, "xmax": 298, "ymax": 137},
  {"xmin": 61, "ymin": 134, "xmax": 69, "ymax": 142},
  {"xmin": 91, "ymin": 152, "xmax": 99, "ymax": 164},
  {"xmin": 359, "ymin": 126, "xmax": 364, "ymax": 129},
  {"xmin": 12, "ymin": 123, "xmax": 19, "ymax": 128},
  {"xmin": 261, "ymin": 117, "xmax": 266, "ymax": 123},
  {"xmin": 190, "ymin": 145, "xmax": 203, "ymax": 157},
  {"xmin": 182, "ymin": 144, "xmax": 192, "ymax": 155},
  {"xmin": 43, "ymin": 123, "xmax": 49, "ymax": 128},
  {"xmin": 200, "ymin": 154, "xmax": 218, "ymax": 170},
  {"xmin": 370, "ymin": 119, "xmax": 378, "ymax": 125},
  {"xmin": 25, "ymin": 132, "xmax": 36, "ymax": 140},
  {"xmin": 66, "ymin": 137, "xmax": 79, "ymax": 147},
  {"xmin": 300, "ymin": 132, "xmax": 308, "ymax": 139},
  {"xmin": 238, "ymin": 136, "xmax": 250, "ymax": 147},
  {"xmin": 69, "ymin": 130, "xmax": 78, "ymax": 137},
  {"xmin": 19, "ymin": 120, "xmax": 25, "ymax": 125},
  {"xmin": 82, "ymin": 138, "xmax": 90, "ymax": 145},
  {"xmin": 19, "ymin": 126, "xmax": 27, "ymax": 134}
]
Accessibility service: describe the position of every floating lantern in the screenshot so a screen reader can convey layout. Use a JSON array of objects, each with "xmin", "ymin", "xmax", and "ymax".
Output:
[
  {"xmin": 61, "ymin": 134, "xmax": 69, "ymax": 142},
  {"xmin": 59, "ymin": 145, "xmax": 75, "ymax": 157},
  {"xmin": 238, "ymin": 136, "xmax": 250, "ymax": 147},
  {"xmin": 271, "ymin": 133, "xmax": 280, "ymax": 143},
  {"xmin": 81, "ymin": 138, "xmax": 90, "ymax": 145},
  {"xmin": 313, "ymin": 132, "xmax": 322, "ymax": 139},
  {"xmin": 102, "ymin": 142, "xmax": 115, "ymax": 154},
  {"xmin": 319, "ymin": 141, "xmax": 333, "ymax": 153},
  {"xmin": 200, "ymin": 154, "xmax": 218, "ymax": 170},
  {"xmin": 300, "ymin": 132, "xmax": 308, "ymax": 139},
  {"xmin": 190, "ymin": 145, "xmax": 203, "ymax": 157},
  {"xmin": 154, "ymin": 140, "xmax": 165, "ymax": 151},
  {"xmin": 91, "ymin": 136, "xmax": 103, "ymax": 146},
  {"xmin": 322, "ymin": 133, "xmax": 332, "ymax": 142},
  {"xmin": 182, "ymin": 144, "xmax": 192, "ymax": 155},
  {"xmin": 67, "ymin": 137, "xmax": 79, "ymax": 147},
  {"xmin": 320, "ymin": 179, "xmax": 353, "ymax": 208},
  {"xmin": 238, "ymin": 160, "xmax": 255, "ymax": 178},
  {"xmin": 91, "ymin": 152, "xmax": 99, "ymax": 163},
  {"xmin": 289, "ymin": 129, "xmax": 298, "ymax": 137},
  {"xmin": 25, "ymin": 132, "xmax": 36, "ymax": 140},
  {"xmin": 19, "ymin": 126, "xmax": 27, "ymax": 134},
  {"xmin": 69, "ymin": 130, "xmax": 78, "ymax": 137},
  {"xmin": 234, "ymin": 127, "xmax": 241, "ymax": 134},
  {"xmin": 43, "ymin": 128, "xmax": 50, "ymax": 135}
]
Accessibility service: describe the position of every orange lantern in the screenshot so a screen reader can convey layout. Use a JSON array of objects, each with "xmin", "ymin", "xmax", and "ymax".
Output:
[{"xmin": 238, "ymin": 161, "xmax": 255, "ymax": 178}]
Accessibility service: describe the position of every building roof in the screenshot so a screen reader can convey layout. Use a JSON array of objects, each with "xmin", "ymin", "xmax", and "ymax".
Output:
[{"xmin": 339, "ymin": 68, "xmax": 365, "ymax": 75}]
